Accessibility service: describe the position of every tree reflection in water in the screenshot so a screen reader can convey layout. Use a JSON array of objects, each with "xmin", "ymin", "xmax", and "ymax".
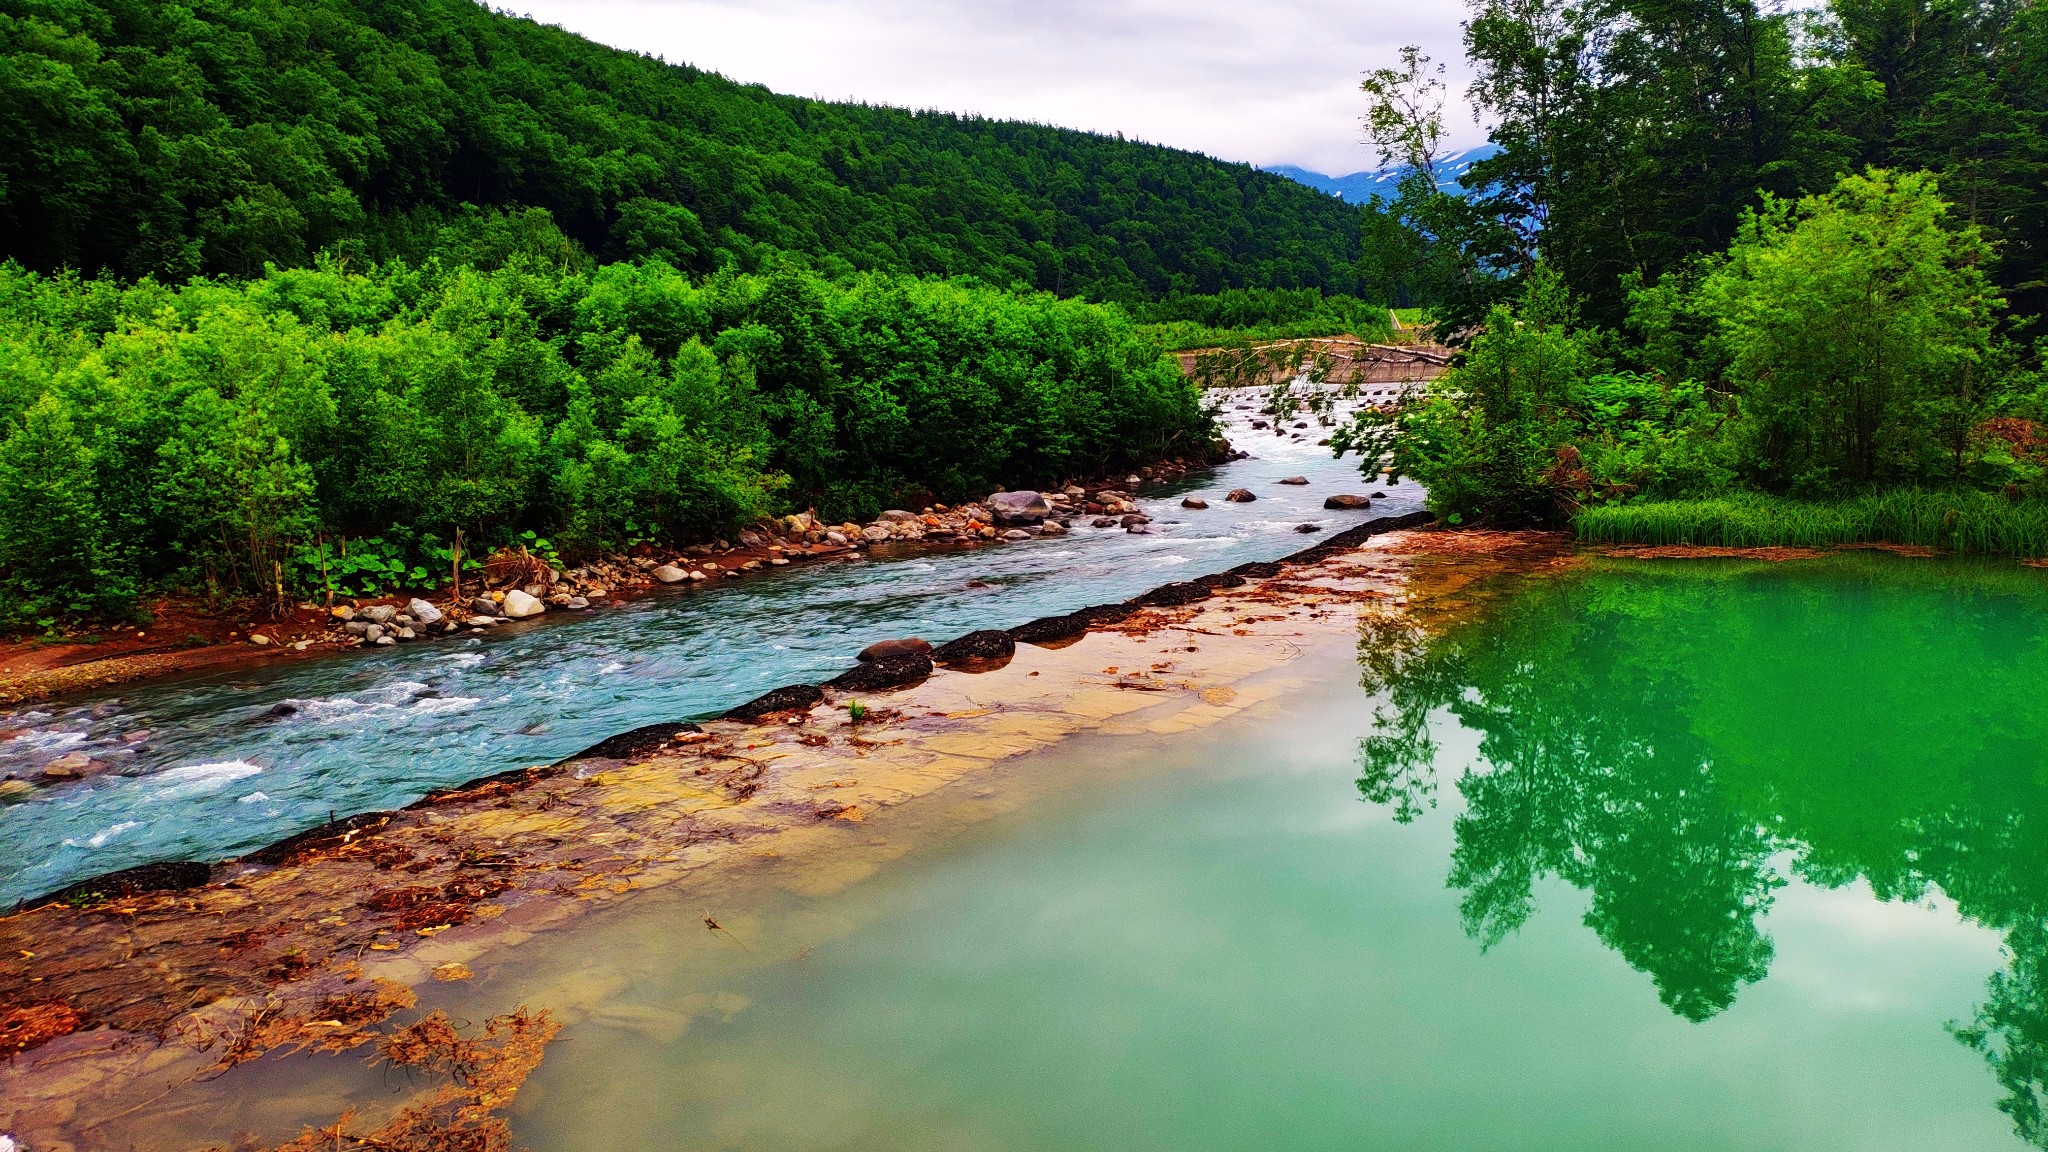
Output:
[{"xmin": 1353, "ymin": 555, "xmax": 2048, "ymax": 1142}]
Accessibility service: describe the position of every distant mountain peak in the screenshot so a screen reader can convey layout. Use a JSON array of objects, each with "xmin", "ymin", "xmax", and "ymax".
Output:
[{"xmin": 1266, "ymin": 145, "xmax": 1500, "ymax": 204}]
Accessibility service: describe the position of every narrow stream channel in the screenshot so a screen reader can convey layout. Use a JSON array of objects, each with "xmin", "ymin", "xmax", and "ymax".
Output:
[{"xmin": 0, "ymin": 389, "xmax": 1417, "ymax": 905}]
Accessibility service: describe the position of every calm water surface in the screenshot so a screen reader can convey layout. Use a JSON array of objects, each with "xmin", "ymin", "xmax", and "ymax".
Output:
[
  {"xmin": 472, "ymin": 553, "xmax": 2045, "ymax": 1150},
  {"xmin": 0, "ymin": 390, "xmax": 1413, "ymax": 903}
]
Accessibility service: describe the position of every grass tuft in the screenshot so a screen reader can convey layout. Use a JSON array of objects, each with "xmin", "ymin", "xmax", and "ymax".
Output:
[{"xmin": 1572, "ymin": 490, "xmax": 2048, "ymax": 559}]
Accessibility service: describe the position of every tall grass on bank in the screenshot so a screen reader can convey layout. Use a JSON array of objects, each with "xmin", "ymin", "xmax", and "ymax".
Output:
[{"xmin": 1573, "ymin": 491, "xmax": 2048, "ymax": 559}]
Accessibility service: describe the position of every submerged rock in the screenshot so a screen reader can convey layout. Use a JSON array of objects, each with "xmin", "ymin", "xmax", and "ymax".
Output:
[
  {"xmin": 1294, "ymin": 523, "xmax": 1322, "ymax": 533},
  {"xmin": 1279, "ymin": 476, "xmax": 1309, "ymax": 485},
  {"xmin": 1324, "ymin": 494, "xmax": 1372, "ymax": 509},
  {"xmin": 17, "ymin": 860, "xmax": 213, "ymax": 912}
]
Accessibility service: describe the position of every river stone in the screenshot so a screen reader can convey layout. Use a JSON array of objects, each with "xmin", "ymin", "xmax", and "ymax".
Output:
[
  {"xmin": 330, "ymin": 605, "xmax": 356, "ymax": 621},
  {"xmin": 1132, "ymin": 581, "xmax": 1212, "ymax": 607},
  {"xmin": 361, "ymin": 604, "xmax": 397, "ymax": 625},
  {"xmin": 1009, "ymin": 614, "xmax": 1089, "ymax": 646},
  {"xmin": 862, "ymin": 525, "xmax": 891, "ymax": 543},
  {"xmin": 407, "ymin": 598, "xmax": 443, "ymax": 625},
  {"xmin": 1324, "ymin": 494, "xmax": 1372, "ymax": 509},
  {"xmin": 1295, "ymin": 523, "xmax": 1322, "ymax": 533},
  {"xmin": 364, "ymin": 623, "xmax": 385, "ymax": 642},
  {"xmin": 1371, "ymin": 491, "xmax": 1388, "ymax": 498},
  {"xmin": 469, "ymin": 597, "xmax": 500, "ymax": 617},
  {"xmin": 39, "ymin": 752, "xmax": 107, "ymax": 781},
  {"xmin": 374, "ymin": 635, "xmax": 397, "ymax": 646},
  {"xmin": 877, "ymin": 509, "xmax": 920, "ymax": 523},
  {"xmin": 1039, "ymin": 520, "xmax": 1068, "ymax": 536},
  {"xmin": 1224, "ymin": 489, "xmax": 1256, "ymax": 502},
  {"xmin": 826, "ymin": 653, "xmax": 933, "ymax": 692},
  {"xmin": 932, "ymin": 629, "xmax": 1017, "ymax": 666},
  {"xmin": 1120, "ymin": 514, "xmax": 1150, "ymax": 527},
  {"xmin": 724, "ymin": 684, "xmax": 825, "ymax": 721},
  {"xmin": 652, "ymin": 564, "xmax": 687, "ymax": 583},
  {"xmin": 18, "ymin": 860, "xmax": 213, "ymax": 912},
  {"xmin": 1000, "ymin": 528, "xmax": 1032, "ymax": 541},
  {"xmin": 501, "ymin": 589, "xmax": 545, "ymax": 618},
  {"xmin": 858, "ymin": 637, "xmax": 932, "ymax": 662},
  {"xmin": 987, "ymin": 490, "xmax": 1053, "ymax": 524},
  {"xmin": 566, "ymin": 596, "xmax": 590, "ymax": 609},
  {"xmin": 1182, "ymin": 497, "xmax": 1209, "ymax": 509},
  {"xmin": 825, "ymin": 531, "xmax": 849, "ymax": 546},
  {"xmin": 1279, "ymin": 476, "xmax": 1309, "ymax": 485}
]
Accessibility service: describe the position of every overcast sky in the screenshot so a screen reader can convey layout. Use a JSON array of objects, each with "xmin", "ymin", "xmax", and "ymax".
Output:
[{"xmin": 510, "ymin": 0, "xmax": 1488, "ymax": 176}]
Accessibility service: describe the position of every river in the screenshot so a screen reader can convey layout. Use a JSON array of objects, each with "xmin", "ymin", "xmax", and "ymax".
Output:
[{"xmin": 0, "ymin": 387, "xmax": 1417, "ymax": 906}]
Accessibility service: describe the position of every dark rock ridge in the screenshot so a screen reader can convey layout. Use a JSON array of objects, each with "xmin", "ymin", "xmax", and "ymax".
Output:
[
  {"xmin": 567, "ymin": 722, "xmax": 705, "ymax": 762},
  {"xmin": 932, "ymin": 630, "xmax": 1017, "ymax": 666},
  {"xmin": 244, "ymin": 812, "xmax": 396, "ymax": 866},
  {"xmin": 1195, "ymin": 573, "xmax": 1247, "ymax": 589},
  {"xmin": 724, "ymin": 684, "xmax": 827, "ymax": 720},
  {"xmin": 1009, "ymin": 614, "xmax": 1090, "ymax": 645},
  {"xmin": 1132, "ymin": 581, "xmax": 1213, "ymax": 607},
  {"xmin": 1071, "ymin": 603, "xmax": 1140, "ymax": 626},
  {"xmin": 17, "ymin": 860, "xmax": 213, "ymax": 913},
  {"xmin": 825, "ymin": 653, "xmax": 934, "ymax": 692}
]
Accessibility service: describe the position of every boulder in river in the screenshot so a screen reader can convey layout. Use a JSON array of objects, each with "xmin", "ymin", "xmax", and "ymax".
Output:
[
  {"xmin": 1039, "ymin": 520, "xmax": 1068, "ymax": 536},
  {"xmin": 859, "ymin": 637, "xmax": 932, "ymax": 662},
  {"xmin": 501, "ymin": 589, "xmax": 545, "ymax": 618},
  {"xmin": 39, "ymin": 752, "xmax": 109, "ymax": 781},
  {"xmin": 1182, "ymin": 497, "xmax": 1209, "ymax": 509},
  {"xmin": 1224, "ymin": 489, "xmax": 1256, "ymax": 502},
  {"xmin": 987, "ymin": 490, "xmax": 1053, "ymax": 524},
  {"xmin": 1324, "ymin": 494, "xmax": 1372, "ymax": 509},
  {"xmin": 1295, "ymin": 523, "xmax": 1322, "ymax": 533},
  {"xmin": 407, "ymin": 598, "xmax": 443, "ymax": 625},
  {"xmin": 1000, "ymin": 528, "xmax": 1032, "ymax": 541},
  {"xmin": 1278, "ymin": 476, "xmax": 1309, "ymax": 485},
  {"xmin": 826, "ymin": 653, "xmax": 933, "ymax": 692},
  {"xmin": 652, "ymin": 564, "xmax": 687, "ymax": 583},
  {"xmin": 932, "ymin": 629, "xmax": 1017, "ymax": 667}
]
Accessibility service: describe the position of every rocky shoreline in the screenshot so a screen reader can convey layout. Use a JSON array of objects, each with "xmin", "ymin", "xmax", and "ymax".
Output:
[{"xmin": 0, "ymin": 510, "xmax": 1434, "ymax": 1149}]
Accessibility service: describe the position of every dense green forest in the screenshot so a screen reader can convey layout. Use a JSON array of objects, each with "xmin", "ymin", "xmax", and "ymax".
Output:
[
  {"xmin": 1345, "ymin": 0, "xmax": 2048, "ymax": 553},
  {"xmin": 0, "ymin": 0, "xmax": 1365, "ymax": 299},
  {"xmin": 0, "ymin": 248, "xmax": 1213, "ymax": 624}
]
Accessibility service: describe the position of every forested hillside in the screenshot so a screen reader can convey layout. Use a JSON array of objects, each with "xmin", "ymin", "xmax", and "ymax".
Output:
[{"xmin": 0, "ymin": 0, "xmax": 1364, "ymax": 298}]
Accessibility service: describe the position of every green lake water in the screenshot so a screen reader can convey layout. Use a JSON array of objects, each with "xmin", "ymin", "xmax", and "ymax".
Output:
[{"xmin": 240, "ymin": 553, "xmax": 2048, "ymax": 1149}]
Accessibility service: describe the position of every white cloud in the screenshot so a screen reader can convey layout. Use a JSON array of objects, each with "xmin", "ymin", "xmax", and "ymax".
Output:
[{"xmin": 507, "ymin": 0, "xmax": 1487, "ymax": 175}]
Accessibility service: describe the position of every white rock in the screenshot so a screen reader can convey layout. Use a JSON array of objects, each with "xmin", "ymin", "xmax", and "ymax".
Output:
[
  {"xmin": 407, "ymin": 598, "xmax": 443, "ymax": 625},
  {"xmin": 501, "ymin": 589, "xmax": 545, "ymax": 618},
  {"xmin": 652, "ymin": 564, "xmax": 687, "ymax": 583}
]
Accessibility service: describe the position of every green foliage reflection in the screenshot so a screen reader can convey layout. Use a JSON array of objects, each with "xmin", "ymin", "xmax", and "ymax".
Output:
[{"xmin": 1354, "ymin": 556, "xmax": 2048, "ymax": 1140}]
